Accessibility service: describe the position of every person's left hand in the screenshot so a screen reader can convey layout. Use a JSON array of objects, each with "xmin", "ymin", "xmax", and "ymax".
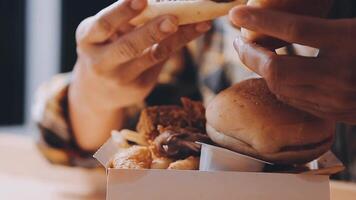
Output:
[{"xmin": 229, "ymin": 6, "xmax": 356, "ymax": 124}]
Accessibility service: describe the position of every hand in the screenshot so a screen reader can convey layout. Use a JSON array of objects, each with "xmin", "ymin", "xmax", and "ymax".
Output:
[
  {"xmin": 241, "ymin": 0, "xmax": 334, "ymax": 49},
  {"xmin": 68, "ymin": 0, "xmax": 211, "ymax": 151},
  {"xmin": 71, "ymin": 0, "xmax": 211, "ymax": 110},
  {"xmin": 230, "ymin": 6, "xmax": 356, "ymax": 124}
]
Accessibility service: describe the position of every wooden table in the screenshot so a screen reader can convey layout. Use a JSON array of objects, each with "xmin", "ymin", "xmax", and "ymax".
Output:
[
  {"xmin": 0, "ymin": 134, "xmax": 106, "ymax": 200},
  {"xmin": 0, "ymin": 133, "xmax": 355, "ymax": 200}
]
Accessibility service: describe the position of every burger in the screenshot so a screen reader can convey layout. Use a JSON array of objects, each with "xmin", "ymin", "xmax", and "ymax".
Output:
[{"xmin": 206, "ymin": 78, "xmax": 335, "ymax": 165}]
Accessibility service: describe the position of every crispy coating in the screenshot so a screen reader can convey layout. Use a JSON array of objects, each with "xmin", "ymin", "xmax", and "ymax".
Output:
[
  {"xmin": 112, "ymin": 146, "xmax": 152, "ymax": 169},
  {"xmin": 136, "ymin": 98, "xmax": 206, "ymax": 140},
  {"xmin": 149, "ymin": 145, "xmax": 173, "ymax": 169},
  {"xmin": 151, "ymin": 157, "xmax": 174, "ymax": 169},
  {"xmin": 112, "ymin": 98, "xmax": 207, "ymax": 169},
  {"xmin": 136, "ymin": 105, "xmax": 189, "ymax": 140},
  {"xmin": 168, "ymin": 156, "xmax": 200, "ymax": 170}
]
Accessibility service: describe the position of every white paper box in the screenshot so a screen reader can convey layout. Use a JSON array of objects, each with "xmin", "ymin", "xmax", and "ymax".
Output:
[
  {"xmin": 106, "ymin": 169, "xmax": 330, "ymax": 200},
  {"xmin": 94, "ymin": 135, "xmax": 343, "ymax": 200}
]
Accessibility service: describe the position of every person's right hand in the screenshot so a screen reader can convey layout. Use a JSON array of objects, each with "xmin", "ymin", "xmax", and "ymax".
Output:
[
  {"xmin": 71, "ymin": 0, "xmax": 212, "ymax": 110},
  {"xmin": 68, "ymin": 0, "xmax": 211, "ymax": 151}
]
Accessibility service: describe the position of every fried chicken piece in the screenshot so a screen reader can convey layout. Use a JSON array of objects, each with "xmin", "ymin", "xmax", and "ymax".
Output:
[
  {"xmin": 181, "ymin": 97, "xmax": 206, "ymax": 131},
  {"xmin": 148, "ymin": 145, "xmax": 174, "ymax": 169},
  {"xmin": 151, "ymin": 157, "xmax": 174, "ymax": 169},
  {"xmin": 168, "ymin": 156, "xmax": 200, "ymax": 170},
  {"xmin": 112, "ymin": 146, "xmax": 152, "ymax": 169},
  {"xmin": 136, "ymin": 98, "xmax": 206, "ymax": 140},
  {"xmin": 136, "ymin": 105, "xmax": 188, "ymax": 140},
  {"xmin": 154, "ymin": 126, "xmax": 212, "ymax": 159}
]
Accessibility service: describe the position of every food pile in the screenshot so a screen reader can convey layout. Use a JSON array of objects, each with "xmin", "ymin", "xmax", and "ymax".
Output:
[
  {"xmin": 110, "ymin": 79, "xmax": 336, "ymax": 172},
  {"xmin": 111, "ymin": 98, "xmax": 212, "ymax": 170}
]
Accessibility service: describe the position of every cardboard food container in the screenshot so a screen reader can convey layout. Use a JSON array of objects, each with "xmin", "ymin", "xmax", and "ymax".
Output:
[{"xmin": 94, "ymin": 133, "xmax": 344, "ymax": 200}]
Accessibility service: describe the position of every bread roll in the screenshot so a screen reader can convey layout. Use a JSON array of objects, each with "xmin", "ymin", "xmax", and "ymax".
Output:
[
  {"xmin": 130, "ymin": 0, "xmax": 247, "ymax": 26},
  {"xmin": 206, "ymin": 78, "xmax": 335, "ymax": 164}
]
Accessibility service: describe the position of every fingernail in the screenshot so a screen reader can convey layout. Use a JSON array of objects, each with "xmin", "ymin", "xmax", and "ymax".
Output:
[
  {"xmin": 195, "ymin": 22, "xmax": 212, "ymax": 32},
  {"xmin": 160, "ymin": 16, "xmax": 178, "ymax": 33},
  {"xmin": 233, "ymin": 36, "xmax": 242, "ymax": 51},
  {"xmin": 152, "ymin": 44, "xmax": 168, "ymax": 60},
  {"xmin": 130, "ymin": 0, "xmax": 146, "ymax": 11},
  {"xmin": 229, "ymin": 7, "xmax": 251, "ymax": 26}
]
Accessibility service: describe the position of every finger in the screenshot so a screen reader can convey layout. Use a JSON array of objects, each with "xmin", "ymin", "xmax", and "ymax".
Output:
[
  {"xmin": 281, "ymin": 97, "xmax": 336, "ymax": 120},
  {"xmin": 152, "ymin": 21, "xmax": 212, "ymax": 59},
  {"xmin": 233, "ymin": 36, "xmax": 352, "ymax": 92},
  {"xmin": 108, "ymin": 24, "xmax": 135, "ymax": 41},
  {"xmin": 229, "ymin": 6, "xmax": 355, "ymax": 48},
  {"xmin": 279, "ymin": 96, "xmax": 356, "ymax": 123},
  {"xmin": 111, "ymin": 45, "xmax": 162, "ymax": 84},
  {"xmin": 130, "ymin": 62, "xmax": 164, "ymax": 96},
  {"xmin": 134, "ymin": 63, "xmax": 165, "ymax": 89},
  {"xmin": 234, "ymin": 36, "xmax": 322, "ymax": 88},
  {"xmin": 118, "ymin": 23, "xmax": 135, "ymax": 34},
  {"xmin": 104, "ymin": 15, "xmax": 179, "ymax": 66},
  {"xmin": 276, "ymin": 85, "xmax": 356, "ymax": 111},
  {"xmin": 233, "ymin": 35, "xmax": 276, "ymax": 77},
  {"xmin": 76, "ymin": 0, "xmax": 147, "ymax": 44},
  {"xmin": 113, "ymin": 22, "xmax": 212, "ymax": 84}
]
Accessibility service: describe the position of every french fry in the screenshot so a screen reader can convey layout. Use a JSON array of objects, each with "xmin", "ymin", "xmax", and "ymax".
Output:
[
  {"xmin": 120, "ymin": 129, "xmax": 149, "ymax": 146},
  {"xmin": 112, "ymin": 146, "xmax": 152, "ymax": 169},
  {"xmin": 111, "ymin": 130, "xmax": 131, "ymax": 149}
]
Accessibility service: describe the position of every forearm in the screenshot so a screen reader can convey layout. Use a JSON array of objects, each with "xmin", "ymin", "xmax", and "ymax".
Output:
[{"xmin": 68, "ymin": 65, "xmax": 127, "ymax": 152}]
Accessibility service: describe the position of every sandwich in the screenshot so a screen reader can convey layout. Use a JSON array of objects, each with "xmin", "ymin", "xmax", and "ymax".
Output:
[
  {"xmin": 130, "ymin": 0, "xmax": 247, "ymax": 26},
  {"xmin": 206, "ymin": 78, "xmax": 335, "ymax": 165}
]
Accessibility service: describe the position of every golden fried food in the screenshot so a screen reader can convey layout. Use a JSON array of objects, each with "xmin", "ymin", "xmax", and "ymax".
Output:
[
  {"xmin": 112, "ymin": 146, "xmax": 152, "ymax": 169},
  {"xmin": 148, "ymin": 145, "xmax": 173, "ymax": 169},
  {"xmin": 168, "ymin": 156, "xmax": 200, "ymax": 170},
  {"xmin": 136, "ymin": 98, "xmax": 206, "ymax": 140},
  {"xmin": 151, "ymin": 157, "xmax": 174, "ymax": 169},
  {"xmin": 120, "ymin": 129, "xmax": 149, "ymax": 146},
  {"xmin": 111, "ymin": 130, "xmax": 130, "ymax": 149},
  {"xmin": 111, "ymin": 98, "xmax": 208, "ymax": 170}
]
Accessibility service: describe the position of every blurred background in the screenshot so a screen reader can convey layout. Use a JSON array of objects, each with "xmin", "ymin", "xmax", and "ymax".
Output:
[
  {"xmin": 0, "ymin": 0, "xmax": 117, "ymax": 134},
  {"xmin": 0, "ymin": 1, "xmax": 356, "ymax": 199}
]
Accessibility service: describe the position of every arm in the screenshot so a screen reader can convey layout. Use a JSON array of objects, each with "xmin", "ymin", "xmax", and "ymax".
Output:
[{"xmin": 69, "ymin": 0, "xmax": 211, "ymax": 151}]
